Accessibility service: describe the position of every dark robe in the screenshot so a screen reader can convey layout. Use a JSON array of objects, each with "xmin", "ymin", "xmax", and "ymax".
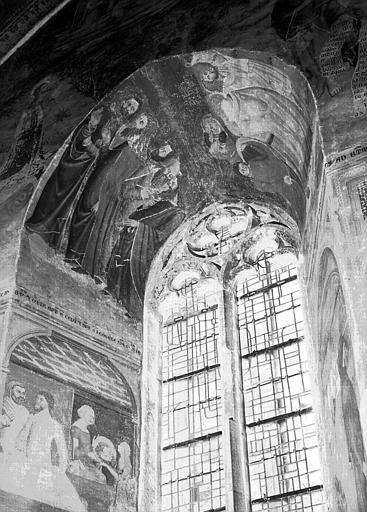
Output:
[
  {"xmin": 65, "ymin": 144, "xmax": 143, "ymax": 274},
  {"xmin": 106, "ymin": 200, "xmax": 185, "ymax": 317},
  {"xmin": 26, "ymin": 117, "xmax": 102, "ymax": 249}
]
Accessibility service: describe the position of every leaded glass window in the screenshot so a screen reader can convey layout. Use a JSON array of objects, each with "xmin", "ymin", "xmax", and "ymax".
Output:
[
  {"xmin": 236, "ymin": 253, "xmax": 324, "ymax": 511},
  {"xmin": 161, "ymin": 281, "xmax": 226, "ymax": 512},
  {"xmin": 157, "ymin": 240, "xmax": 324, "ymax": 512}
]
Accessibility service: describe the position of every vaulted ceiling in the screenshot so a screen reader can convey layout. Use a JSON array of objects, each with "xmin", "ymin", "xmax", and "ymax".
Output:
[{"xmin": 1, "ymin": 0, "xmax": 367, "ymax": 183}]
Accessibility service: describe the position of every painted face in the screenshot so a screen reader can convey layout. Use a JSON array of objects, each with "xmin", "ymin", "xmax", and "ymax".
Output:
[
  {"xmin": 90, "ymin": 109, "xmax": 103, "ymax": 128},
  {"xmin": 283, "ymin": 175, "xmax": 292, "ymax": 185},
  {"xmin": 35, "ymin": 394, "xmax": 48, "ymax": 411},
  {"xmin": 158, "ymin": 144, "xmax": 172, "ymax": 158},
  {"xmin": 238, "ymin": 162, "xmax": 251, "ymax": 177},
  {"xmin": 205, "ymin": 118, "xmax": 222, "ymax": 135},
  {"xmin": 11, "ymin": 385, "xmax": 26, "ymax": 405},
  {"xmin": 163, "ymin": 164, "xmax": 181, "ymax": 189},
  {"xmin": 134, "ymin": 114, "xmax": 148, "ymax": 130},
  {"xmin": 123, "ymin": 98, "xmax": 139, "ymax": 116},
  {"xmin": 82, "ymin": 408, "xmax": 95, "ymax": 425},
  {"xmin": 202, "ymin": 65, "xmax": 218, "ymax": 83},
  {"xmin": 100, "ymin": 446, "xmax": 115, "ymax": 461}
]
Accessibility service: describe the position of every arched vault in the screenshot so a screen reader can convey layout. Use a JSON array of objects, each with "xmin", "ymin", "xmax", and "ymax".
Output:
[{"xmin": 22, "ymin": 48, "xmax": 320, "ymax": 319}]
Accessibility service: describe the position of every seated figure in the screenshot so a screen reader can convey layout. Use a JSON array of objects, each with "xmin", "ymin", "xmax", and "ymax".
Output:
[{"xmin": 69, "ymin": 404, "xmax": 107, "ymax": 484}]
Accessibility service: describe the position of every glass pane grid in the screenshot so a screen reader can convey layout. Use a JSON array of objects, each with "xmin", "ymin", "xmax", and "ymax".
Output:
[
  {"xmin": 162, "ymin": 367, "xmax": 222, "ymax": 445},
  {"xmin": 251, "ymin": 489, "xmax": 324, "ymax": 512},
  {"xmin": 162, "ymin": 309, "xmax": 219, "ymax": 381},
  {"xmin": 161, "ymin": 435, "xmax": 225, "ymax": 512},
  {"xmin": 242, "ymin": 341, "xmax": 312, "ymax": 423},
  {"xmin": 161, "ymin": 282, "xmax": 224, "ymax": 512},
  {"xmin": 238, "ymin": 281, "xmax": 304, "ymax": 355},
  {"xmin": 247, "ymin": 413, "xmax": 322, "ymax": 499},
  {"xmin": 236, "ymin": 255, "xmax": 324, "ymax": 511},
  {"xmin": 237, "ymin": 262, "xmax": 297, "ymax": 297}
]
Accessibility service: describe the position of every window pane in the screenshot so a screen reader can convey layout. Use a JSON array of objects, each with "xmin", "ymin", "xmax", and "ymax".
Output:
[
  {"xmin": 242, "ymin": 340, "xmax": 312, "ymax": 423},
  {"xmin": 161, "ymin": 282, "xmax": 225, "ymax": 512},
  {"xmin": 161, "ymin": 436, "xmax": 225, "ymax": 512},
  {"xmin": 237, "ymin": 254, "xmax": 324, "ymax": 511},
  {"xmin": 162, "ymin": 367, "xmax": 222, "ymax": 445}
]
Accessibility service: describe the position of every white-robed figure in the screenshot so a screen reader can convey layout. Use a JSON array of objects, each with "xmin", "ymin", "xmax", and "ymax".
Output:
[
  {"xmin": 0, "ymin": 381, "xmax": 29, "ymax": 460},
  {"xmin": 109, "ymin": 439, "xmax": 136, "ymax": 512},
  {"xmin": 0, "ymin": 390, "xmax": 86, "ymax": 512}
]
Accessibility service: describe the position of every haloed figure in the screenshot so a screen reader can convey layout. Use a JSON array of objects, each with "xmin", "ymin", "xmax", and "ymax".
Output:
[
  {"xmin": 122, "ymin": 97, "xmax": 139, "ymax": 116},
  {"xmin": 65, "ymin": 99, "xmax": 148, "ymax": 271},
  {"xmin": 201, "ymin": 114, "xmax": 238, "ymax": 163},
  {"xmin": 202, "ymin": 64, "xmax": 219, "ymax": 84},
  {"xmin": 106, "ymin": 142, "xmax": 185, "ymax": 316}
]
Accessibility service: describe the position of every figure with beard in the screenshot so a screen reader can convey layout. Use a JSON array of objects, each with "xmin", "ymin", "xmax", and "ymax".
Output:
[
  {"xmin": 106, "ymin": 144, "xmax": 185, "ymax": 317},
  {"xmin": 0, "ymin": 381, "xmax": 29, "ymax": 460},
  {"xmin": 26, "ymin": 106, "xmax": 109, "ymax": 248},
  {"xmin": 64, "ymin": 101, "xmax": 148, "ymax": 271}
]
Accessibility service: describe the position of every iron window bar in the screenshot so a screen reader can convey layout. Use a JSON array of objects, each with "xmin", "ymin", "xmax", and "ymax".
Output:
[
  {"xmin": 237, "ymin": 255, "xmax": 324, "ymax": 511},
  {"xmin": 161, "ymin": 284, "xmax": 225, "ymax": 512}
]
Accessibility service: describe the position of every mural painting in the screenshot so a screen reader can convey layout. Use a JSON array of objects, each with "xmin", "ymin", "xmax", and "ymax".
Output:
[
  {"xmin": 0, "ymin": 0, "xmax": 367, "ymax": 211},
  {"xmin": 318, "ymin": 248, "xmax": 367, "ymax": 511},
  {"xmin": 271, "ymin": 0, "xmax": 363, "ymax": 101},
  {"xmin": 24, "ymin": 50, "xmax": 313, "ymax": 317},
  {"xmin": 0, "ymin": 339, "xmax": 137, "ymax": 512}
]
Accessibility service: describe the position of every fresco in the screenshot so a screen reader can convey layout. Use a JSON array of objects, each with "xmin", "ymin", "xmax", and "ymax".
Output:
[
  {"xmin": 25, "ymin": 50, "xmax": 313, "ymax": 317},
  {"xmin": 271, "ymin": 0, "xmax": 364, "ymax": 103},
  {"xmin": 0, "ymin": 0, "xmax": 366, "ymax": 205},
  {"xmin": 318, "ymin": 248, "xmax": 367, "ymax": 511},
  {"xmin": 0, "ymin": 355, "xmax": 136, "ymax": 512}
]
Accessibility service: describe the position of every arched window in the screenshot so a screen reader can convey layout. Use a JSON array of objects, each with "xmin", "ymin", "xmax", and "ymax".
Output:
[{"xmin": 139, "ymin": 203, "xmax": 325, "ymax": 512}]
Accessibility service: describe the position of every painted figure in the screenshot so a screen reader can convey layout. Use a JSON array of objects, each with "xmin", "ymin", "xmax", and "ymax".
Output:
[
  {"xmin": 109, "ymin": 439, "xmax": 136, "ymax": 511},
  {"xmin": 191, "ymin": 52, "xmax": 311, "ymax": 176},
  {"xmin": 105, "ymin": 145, "xmax": 185, "ymax": 316},
  {"xmin": 75, "ymin": 146, "xmax": 143, "ymax": 280},
  {"xmin": 0, "ymin": 380, "xmax": 29, "ymax": 460},
  {"xmin": 0, "ymin": 391, "xmax": 86, "ymax": 512},
  {"xmin": 0, "ymin": 78, "xmax": 53, "ymax": 182},
  {"xmin": 271, "ymin": 0, "xmax": 360, "ymax": 97},
  {"xmin": 69, "ymin": 404, "xmax": 106, "ymax": 483},
  {"xmin": 65, "ymin": 109, "xmax": 148, "ymax": 269},
  {"xmin": 201, "ymin": 114, "xmax": 238, "ymax": 164},
  {"xmin": 26, "ymin": 106, "xmax": 109, "ymax": 248}
]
